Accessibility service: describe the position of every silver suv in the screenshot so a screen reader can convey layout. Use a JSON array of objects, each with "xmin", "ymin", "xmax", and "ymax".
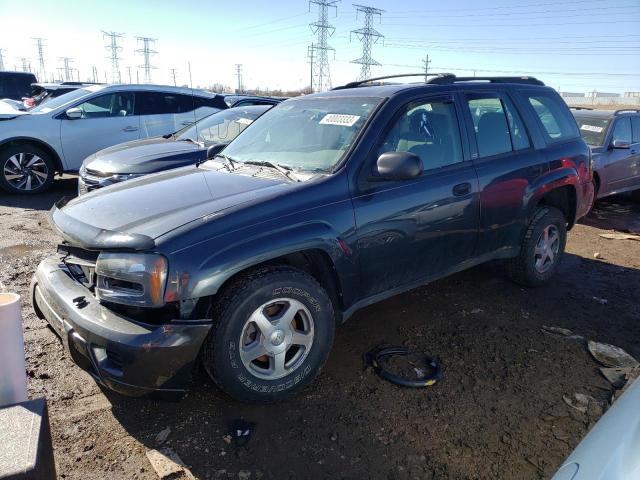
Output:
[
  {"xmin": 572, "ymin": 108, "xmax": 640, "ymax": 201},
  {"xmin": 0, "ymin": 84, "xmax": 226, "ymax": 194}
]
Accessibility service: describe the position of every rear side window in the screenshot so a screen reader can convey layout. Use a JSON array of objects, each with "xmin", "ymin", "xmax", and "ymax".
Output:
[
  {"xmin": 466, "ymin": 94, "xmax": 530, "ymax": 158},
  {"xmin": 526, "ymin": 92, "xmax": 579, "ymax": 142},
  {"xmin": 612, "ymin": 117, "xmax": 632, "ymax": 144},
  {"xmin": 136, "ymin": 92, "xmax": 182, "ymax": 115},
  {"xmin": 630, "ymin": 117, "xmax": 640, "ymax": 143}
]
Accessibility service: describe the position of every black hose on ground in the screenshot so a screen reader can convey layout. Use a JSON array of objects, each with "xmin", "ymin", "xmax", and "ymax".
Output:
[{"xmin": 363, "ymin": 345, "xmax": 442, "ymax": 388}]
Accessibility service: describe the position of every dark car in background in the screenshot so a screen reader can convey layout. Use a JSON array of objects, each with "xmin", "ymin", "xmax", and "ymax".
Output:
[
  {"xmin": 222, "ymin": 94, "xmax": 283, "ymax": 107},
  {"xmin": 0, "ymin": 71, "xmax": 37, "ymax": 101},
  {"xmin": 23, "ymin": 82, "xmax": 99, "ymax": 109},
  {"xmin": 78, "ymin": 105, "xmax": 271, "ymax": 195},
  {"xmin": 32, "ymin": 74, "xmax": 594, "ymax": 404},
  {"xmin": 571, "ymin": 108, "xmax": 640, "ymax": 201}
]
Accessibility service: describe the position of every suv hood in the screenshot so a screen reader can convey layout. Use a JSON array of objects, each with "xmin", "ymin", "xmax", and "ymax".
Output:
[
  {"xmin": 84, "ymin": 137, "xmax": 205, "ymax": 175},
  {"xmin": 52, "ymin": 166, "xmax": 291, "ymax": 250}
]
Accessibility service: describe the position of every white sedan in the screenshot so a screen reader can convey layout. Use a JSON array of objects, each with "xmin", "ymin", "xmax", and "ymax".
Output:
[{"xmin": 0, "ymin": 84, "xmax": 227, "ymax": 194}]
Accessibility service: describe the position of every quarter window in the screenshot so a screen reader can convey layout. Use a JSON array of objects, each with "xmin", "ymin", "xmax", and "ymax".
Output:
[
  {"xmin": 466, "ymin": 94, "xmax": 530, "ymax": 158},
  {"xmin": 379, "ymin": 99, "xmax": 464, "ymax": 171},
  {"xmin": 74, "ymin": 93, "xmax": 134, "ymax": 118},
  {"xmin": 526, "ymin": 92, "xmax": 579, "ymax": 142}
]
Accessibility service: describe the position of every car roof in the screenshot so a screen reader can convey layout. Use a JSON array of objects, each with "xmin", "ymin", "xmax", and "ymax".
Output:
[
  {"xmin": 0, "ymin": 70, "xmax": 37, "ymax": 77},
  {"xmin": 99, "ymin": 83, "xmax": 221, "ymax": 98},
  {"xmin": 305, "ymin": 81, "xmax": 551, "ymax": 100},
  {"xmin": 571, "ymin": 109, "xmax": 639, "ymax": 119}
]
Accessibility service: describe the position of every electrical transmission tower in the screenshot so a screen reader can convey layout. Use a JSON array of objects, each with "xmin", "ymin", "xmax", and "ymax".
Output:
[
  {"xmin": 308, "ymin": 0, "xmax": 339, "ymax": 92},
  {"xmin": 350, "ymin": 4, "xmax": 384, "ymax": 81},
  {"xmin": 33, "ymin": 38, "xmax": 47, "ymax": 80},
  {"xmin": 422, "ymin": 54, "xmax": 431, "ymax": 83},
  {"xmin": 135, "ymin": 37, "xmax": 157, "ymax": 84},
  {"xmin": 169, "ymin": 68, "xmax": 177, "ymax": 86},
  {"xmin": 103, "ymin": 31, "xmax": 123, "ymax": 83},
  {"xmin": 58, "ymin": 57, "xmax": 74, "ymax": 81},
  {"xmin": 19, "ymin": 57, "xmax": 31, "ymax": 72},
  {"xmin": 0, "ymin": 49, "xmax": 5, "ymax": 70},
  {"xmin": 235, "ymin": 64, "xmax": 243, "ymax": 93}
]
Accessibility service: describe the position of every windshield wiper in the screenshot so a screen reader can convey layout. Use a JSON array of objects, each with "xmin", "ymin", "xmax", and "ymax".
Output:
[
  {"xmin": 196, "ymin": 153, "xmax": 239, "ymax": 170},
  {"xmin": 242, "ymin": 160, "xmax": 298, "ymax": 181}
]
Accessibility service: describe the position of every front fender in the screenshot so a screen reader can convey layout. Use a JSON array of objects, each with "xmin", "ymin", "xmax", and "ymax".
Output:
[{"xmin": 166, "ymin": 221, "xmax": 357, "ymax": 304}]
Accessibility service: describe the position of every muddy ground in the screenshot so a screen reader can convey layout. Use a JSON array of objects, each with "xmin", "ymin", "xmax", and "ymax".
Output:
[{"xmin": 1, "ymin": 176, "xmax": 639, "ymax": 480}]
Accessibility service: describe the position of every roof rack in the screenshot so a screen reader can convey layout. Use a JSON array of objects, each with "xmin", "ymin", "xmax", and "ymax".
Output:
[
  {"xmin": 614, "ymin": 109, "xmax": 640, "ymax": 115},
  {"xmin": 570, "ymin": 107, "xmax": 593, "ymax": 110},
  {"xmin": 332, "ymin": 73, "xmax": 455, "ymax": 90},
  {"xmin": 427, "ymin": 75, "xmax": 545, "ymax": 86}
]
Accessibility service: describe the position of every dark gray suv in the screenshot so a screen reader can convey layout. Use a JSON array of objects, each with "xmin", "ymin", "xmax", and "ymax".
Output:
[{"xmin": 572, "ymin": 108, "xmax": 640, "ymax": 201}]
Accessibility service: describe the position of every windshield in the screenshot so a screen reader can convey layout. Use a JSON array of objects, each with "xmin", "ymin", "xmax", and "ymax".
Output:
[
  {"xmin": 573, "ymin": 115, "xmax": 611, "ymax": 146},
  {"xmin": 220, "ymin": 97, "xmax": 381, "ymax": 172},
  {"xmin": 30, "ymin": 87, "xmax": 96, "ymax": 113},
  {"xmin": 177, "ymin": 108, "xmax": 264, "ymax": 146}
]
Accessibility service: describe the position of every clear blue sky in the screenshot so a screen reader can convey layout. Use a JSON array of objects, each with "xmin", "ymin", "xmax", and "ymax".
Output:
[{"xmin": 0, "ymin": 0, "xmax": 638, "ymax": 93}]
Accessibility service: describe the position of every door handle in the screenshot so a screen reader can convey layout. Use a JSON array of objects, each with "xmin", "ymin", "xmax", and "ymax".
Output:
[
  {"xmin": 452, "ymin": 182, "xmax": 471, "ymax": 196},
  {"xmin": 181, "ymin": 121, "xmax": 194, "ymax": 126},
  {"xmin": 122, "ymin": 126, "xmax": 138, "ymax": 132}
]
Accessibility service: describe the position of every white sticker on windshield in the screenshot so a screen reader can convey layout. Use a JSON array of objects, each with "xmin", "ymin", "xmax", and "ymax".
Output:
[
  {"xmin": 580, "ymin": 124, "xmax": 604, "ymax": 133},
  {"xmin": 236, "ymin": 117, "xmax": 254, "ymax": 125},
  {"xmin": 320, "ymin": 113, "xmax": 360, "ymax": 127}
]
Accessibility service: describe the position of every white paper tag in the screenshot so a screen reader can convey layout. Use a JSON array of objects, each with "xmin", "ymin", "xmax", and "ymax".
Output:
[
  {"xmin": 320, "ymin": 113, "xmax": 360, "ymax": 127},
  {"xmin": 580, "ymin": 124, "xmax": 603, "ymax": 133},
  {"xmin": 236, "ymin": 118, "xmax": 254, "ymax": 125}
]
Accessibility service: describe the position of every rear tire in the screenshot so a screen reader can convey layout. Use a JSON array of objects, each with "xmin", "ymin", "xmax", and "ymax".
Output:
[
  {"xmin": 202, "ymin": 266, "xmax": 335, "ymax": 404},
  {"xmin": 0, "ymin": 145, "xmax": 55, "ymax": 194},
  {"xmin": 506, "ymin": 206, "xmax": 567, "ymax": 287}
]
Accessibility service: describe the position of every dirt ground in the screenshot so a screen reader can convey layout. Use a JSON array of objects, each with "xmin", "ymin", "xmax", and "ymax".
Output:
[{"xmin": 1, "ymin": 176, "xmax": 639, "ymax": 480}]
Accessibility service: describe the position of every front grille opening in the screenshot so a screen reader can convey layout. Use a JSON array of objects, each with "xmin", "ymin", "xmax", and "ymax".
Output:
[
  {"xmin": 106, "ymin": 349, "xmax": 125, "ymax": 370},
  {"xmin": 102, "ymin": 277, "xmax": 143, "ymax": 294}
]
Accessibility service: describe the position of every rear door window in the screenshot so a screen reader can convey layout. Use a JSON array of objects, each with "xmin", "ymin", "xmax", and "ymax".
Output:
[
  {"xmin": 466, "ymin": 94, "xmax": 530, "ymax": 158},
  {"xmin": 526, "ymin": 92, "xmax": 579, "ymax": 143},
  {"xmin": 135, "ymin": 92, "xmax": 182, "ymax": 115},
  {"xmin": 631, "ymin": 116, "xmax": 640, "ymax": 143}
]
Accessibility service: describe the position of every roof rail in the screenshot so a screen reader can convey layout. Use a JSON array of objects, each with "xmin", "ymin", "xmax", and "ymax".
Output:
[
  {"xmin": 570, "ymin": 107, "xmax": 593, "ymax": 110},
  {"xmin": 332, "ymin": 73, "xmax": 455, "ymax": 90},
  {"xmin": 427, "ymin": 75, "xmax": 545, "ymax": 86},
  {"xmin": 614, "ymin": 109, "xmax": 640, "ymax": 115}
]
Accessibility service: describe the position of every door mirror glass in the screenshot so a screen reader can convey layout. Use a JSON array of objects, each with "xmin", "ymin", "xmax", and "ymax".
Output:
[
  {"xmin": 371, "ymin": 151, "xmax": 423, "ymax": 180},
  {"xmin": 65, "ymin": 107, "xmax": 83, "ymax": 119},
  {"xmin": 207, "ymin": 143, "xmax": 227, "ymax": 159},
  {"xmin": 612, "ymin": 139, "xmax": 631, "ymax": 149}
]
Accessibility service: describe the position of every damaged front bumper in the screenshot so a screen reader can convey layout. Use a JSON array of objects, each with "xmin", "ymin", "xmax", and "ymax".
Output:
[{"xmin": 31, "ymin": 255, "xmax": 212, "ymax": 397}]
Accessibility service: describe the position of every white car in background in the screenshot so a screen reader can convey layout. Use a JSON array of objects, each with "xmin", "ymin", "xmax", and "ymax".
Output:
[{"xmin": 0, "ymin": 84, "xmax": 227, "ymax": 194}]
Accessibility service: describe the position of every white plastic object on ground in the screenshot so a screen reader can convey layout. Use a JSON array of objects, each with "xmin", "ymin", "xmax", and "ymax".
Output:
[{"xmin": 0, "ymin": 293, "xmax": 28, "ymax": 406}]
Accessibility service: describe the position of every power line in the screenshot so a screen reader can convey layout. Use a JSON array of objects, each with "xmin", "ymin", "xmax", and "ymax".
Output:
[
  {"xmin": 135, "ymin": 37, "xmax": 157, "ymax": 84},
  {"xmin": 350, "ymin": 4, "xmax": 384, "ymax": 81},
  {"xmin": 309, "ymin": 0, "xmax": 339, "ymax": 92},
  {"xmin": 102, "ymin": 31, "xmax": 124, "ymax": 84},
  {"xmin": 33, "ymin": 38, "xmax": 46, "ymax": 80},
  {"xmin": 390, "ymin": 0, "xmax": 640, "ymax": 14}
]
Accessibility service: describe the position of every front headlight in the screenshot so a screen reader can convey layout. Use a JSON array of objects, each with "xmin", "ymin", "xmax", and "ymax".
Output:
[{"xmin": 95, "ymin": 253, "xmax": 168, "ymax": 307}]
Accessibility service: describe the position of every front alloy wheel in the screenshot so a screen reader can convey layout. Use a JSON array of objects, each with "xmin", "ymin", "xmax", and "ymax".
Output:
[
  {"xmin": 0, "ymin": 146, "xmax": 54, "ymax": 194},
  {"xmin": 202, "ymin": 266, "xmax": 335, "ymax": 403}
]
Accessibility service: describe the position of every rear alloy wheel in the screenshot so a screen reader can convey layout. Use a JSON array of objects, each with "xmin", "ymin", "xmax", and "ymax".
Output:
[
  {"xmin": 506, "ymin": 206, "xmax": 567, "ymax": 287},
  {"xmin": 202, "ymin": 266, "xmax": 335, "ymax": 403},
  {"xmin": 0, "ymin": 146, "xmax": 55, "ymax": 194}
]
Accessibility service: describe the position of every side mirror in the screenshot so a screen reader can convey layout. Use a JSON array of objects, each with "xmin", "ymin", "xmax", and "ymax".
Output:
[
  {"xmin": 370, "ymin": 151, "xmax": 423, "ymax": 181},
  {"xmin": 65, "ymin": 107, "xmax": 83, "ymax": 120},
  {"xmin": 206, "ymin": 143, "xmax": 227, "ymax": 159},
  {"xmin": 611, "ymin": 139, "xmax": 631, "ymax": 149}
]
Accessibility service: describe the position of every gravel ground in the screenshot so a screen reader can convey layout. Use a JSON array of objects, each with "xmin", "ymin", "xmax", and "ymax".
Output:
[{"xmin": 1, "ymin": 175, "xmax": 639, "ymax": 480}]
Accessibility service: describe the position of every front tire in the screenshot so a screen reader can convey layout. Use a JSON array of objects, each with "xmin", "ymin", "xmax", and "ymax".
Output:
[
  {"xmin": 0, "ymin": 145, "xmax": 55, "ymax": 194},
  {"xmin": 202, "ymin": 266, "xmax": 335, "ymax": 403},
  {"xmin": 506, "ymin": 206, "xmax": 567, "ymax": 287}
]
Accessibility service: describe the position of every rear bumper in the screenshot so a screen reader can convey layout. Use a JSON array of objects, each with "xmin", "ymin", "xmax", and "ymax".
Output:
[
  {"xmin": 31, "ymin": 256, "xmax": 212, "ymax": 397},
  {"xmin": 576, "ymin": 179, "xmax": 595, "ymax": 220}
]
